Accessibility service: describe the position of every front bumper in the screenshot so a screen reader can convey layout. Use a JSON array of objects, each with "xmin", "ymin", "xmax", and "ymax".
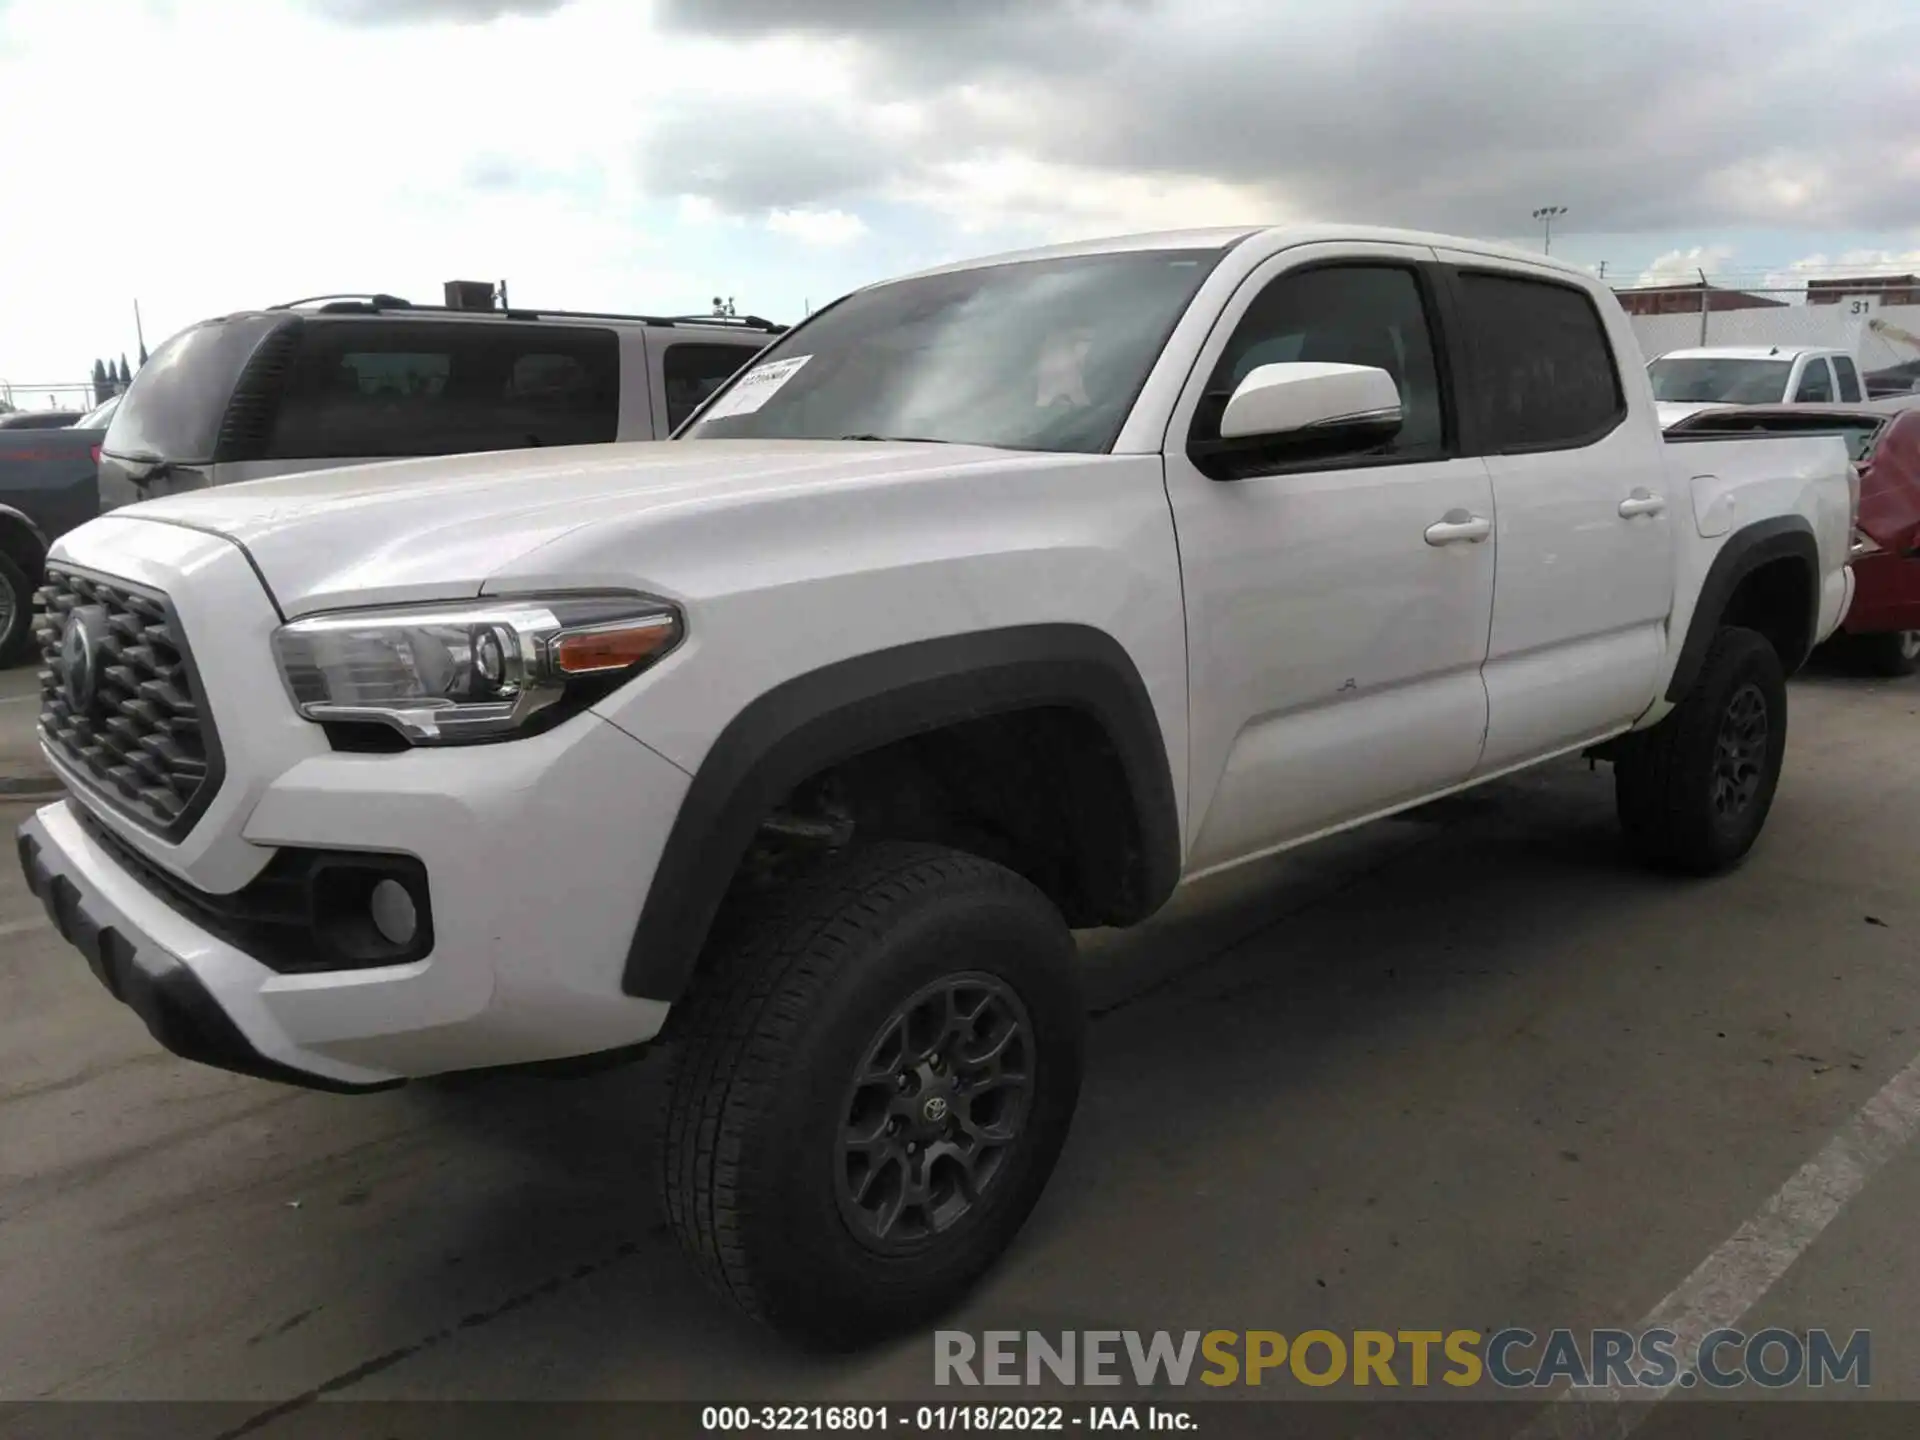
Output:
[
  {"xmin": 18, "ymin": 703, "xmax": 689, "ymax": 1087},
  {"xmin": 19, "ymin": 812, "xmax": 397, "ymax": 1093}
]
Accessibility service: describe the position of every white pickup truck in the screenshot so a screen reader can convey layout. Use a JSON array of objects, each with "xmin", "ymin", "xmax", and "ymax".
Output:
[
  {"xmin": 1648, "ymin": 343, "xmax": 1868, "ymax": 428},
  {"xmin": 19, "ymin": 226, "xmax": 1854, "ymax": 1346}
]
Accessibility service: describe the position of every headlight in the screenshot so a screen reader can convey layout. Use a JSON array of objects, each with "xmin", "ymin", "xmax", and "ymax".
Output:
[
  {"xmin": 1851, "ymin": 528, "xmax": 1883, "ymax": 559},
  {"xmin": 272, "ymin": 594, "xmax": 682, "ymax": 745}
]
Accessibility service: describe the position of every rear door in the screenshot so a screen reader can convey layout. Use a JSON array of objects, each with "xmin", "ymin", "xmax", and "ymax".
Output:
[
  {"xmin": 646, "ymin": 334, "xmax": 769, "ymax": 438},
  {"xmin": 1436, "ymin": 258, "xmax": 1674, "ymax": 772}
]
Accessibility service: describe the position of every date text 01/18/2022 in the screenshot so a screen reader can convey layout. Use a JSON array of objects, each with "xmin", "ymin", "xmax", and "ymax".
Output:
[{"xmin": 700, "ymin": 1405, "xmax": 1195, "ymax": 1432}]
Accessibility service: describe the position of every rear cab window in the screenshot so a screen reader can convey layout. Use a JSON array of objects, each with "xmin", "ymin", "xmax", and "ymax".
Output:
[
  {"xmin": 1454, "ymin": 271, "xmax": 1625, "ymax": 450},
  {"xmin": 266, "ymin": 320, "xmax": 620, "ymax": 459}
]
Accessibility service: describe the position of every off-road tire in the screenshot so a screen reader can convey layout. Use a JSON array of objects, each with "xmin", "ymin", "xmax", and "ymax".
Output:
[
  {"xmin": 0, "ymin": 552, "xmax": 34, "ymax": 667},
  {"xmin": 1616, "ymin": 626, "xmax": 1787, "ymax": 875},
  {"xmin": 658, "ymin": 841, "xmax": 1083, "ymax": 1348}
]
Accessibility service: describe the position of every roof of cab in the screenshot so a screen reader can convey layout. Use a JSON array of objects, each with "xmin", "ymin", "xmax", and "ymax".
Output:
[
  {"xmin": 1654, "ymin": 345, "xmax": 1850, "ymax": 361},
  {"xmin": 889, "ymin": 224, "xmax": 1597, "ymax": 285}
]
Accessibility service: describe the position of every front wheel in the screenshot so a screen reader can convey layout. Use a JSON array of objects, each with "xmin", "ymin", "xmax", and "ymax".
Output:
[
  {"xmin": 658, "ymin": 842, "xmax": 1084, "ymax": 1348},
  {"xmin": 0, "ymin": 552, "xmax": 34, "ymax": 667},
  {"xmin": 1616, "ymin": 626, "xmax": 1787, "ymax": 875}
]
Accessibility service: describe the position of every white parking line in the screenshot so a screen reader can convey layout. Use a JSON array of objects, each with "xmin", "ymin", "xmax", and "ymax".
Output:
[
  {"xmin": 0, "ymin": 916, "xmax": 48, "ymax": 940},
  {"xmin": 1517, "ymin": 1046, "xmax": 1920, "ymax": 1438},
  {"xmin": 0, "ymin": 693, "xmax": 40, "ymax": 705}
]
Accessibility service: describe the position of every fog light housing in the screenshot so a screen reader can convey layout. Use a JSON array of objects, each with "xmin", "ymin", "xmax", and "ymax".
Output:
[{"xmin": 310, "ymin": 859, "xmax": 433, "ymax": 969}]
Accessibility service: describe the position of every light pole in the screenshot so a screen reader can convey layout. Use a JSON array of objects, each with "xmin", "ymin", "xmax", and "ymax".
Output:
[{"xmin": 1532, "ymin": 205, "xmax": 1567, "ymax": 255}]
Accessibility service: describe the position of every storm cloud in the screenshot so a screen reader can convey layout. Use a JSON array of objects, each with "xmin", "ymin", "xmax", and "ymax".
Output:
[
  {"xmin": 648, "ymin": 0, "xmax": 1920, "ymax": 235},
  {"xmin": 639, "ymin": 98, "xmax": 905, "ymax": 213}
]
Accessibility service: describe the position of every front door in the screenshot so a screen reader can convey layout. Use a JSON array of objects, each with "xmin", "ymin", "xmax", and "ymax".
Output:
[{"xmin": 1162, "ymin": 244, "xmax": 1497, "ymax": 876}]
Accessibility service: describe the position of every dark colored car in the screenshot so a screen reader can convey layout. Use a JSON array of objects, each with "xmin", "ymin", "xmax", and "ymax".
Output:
[
  {"xmin": 1667, "ymin": 401, "xmax": 1920, "ymax": 675},
  {"xmin": 0, "ymin": 396, "xmax": 117, "ymax": 662}
]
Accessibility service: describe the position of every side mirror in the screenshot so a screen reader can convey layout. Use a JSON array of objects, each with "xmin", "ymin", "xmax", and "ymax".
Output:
[{"xmin": 1218, "ymin": 361, "xmax": 1403, "ymax": 447}]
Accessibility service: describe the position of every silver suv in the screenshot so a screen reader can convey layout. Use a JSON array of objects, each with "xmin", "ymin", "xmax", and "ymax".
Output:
[{"xmin": 98, "ymin": 294, "xmax": 780, "ymax": 507}]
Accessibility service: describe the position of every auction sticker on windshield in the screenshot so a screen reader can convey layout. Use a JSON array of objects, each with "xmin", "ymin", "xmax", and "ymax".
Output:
[{"xmin": 702, "ymin": 355, "xmax": 809, "ymax": 420}]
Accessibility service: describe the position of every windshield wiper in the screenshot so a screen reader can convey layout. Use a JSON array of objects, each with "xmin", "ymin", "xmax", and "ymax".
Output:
[{"xmin": 838, "ymin": 433, "xmax": 956, "ymax": 444}]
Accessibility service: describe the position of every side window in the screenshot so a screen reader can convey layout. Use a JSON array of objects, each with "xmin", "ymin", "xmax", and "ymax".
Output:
[
  {"xmin": 1831, "ymin": 356, "xmax": 1862, "ymax": 403},
  {"xmin": 663, "ymin": 342, "xmax": 760, "ymax": 431},
  {"xmin": 338, "ymin": 351, "xmax": 449, "ymax": 398},
  {"xmin": 1455, "ymin": 272, "xmax": 1624, "ymax": 451},
  {"xmin": 267, "ymin": 322, "xmax": 619, "ymax": 459},
  {"xmin": 1200, "ymin": 264, "xmax": 1447, "ymax": 464},
  {"xmin": 1795, "ymin": 359, "xmax": 1834, "ymax": 403}
]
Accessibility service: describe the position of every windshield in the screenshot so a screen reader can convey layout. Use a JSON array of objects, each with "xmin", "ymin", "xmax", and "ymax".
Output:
[
  {"xmin": 681, "ymin": 248, "xmax": 1228, "ymax": 452},
  {"xmin": 73, "ymin": 395, "xmax": 120, "ymax": 429},
  {"xmin": 1647, "ymin": 356, "xmax": 1793, "ymax": 405}
]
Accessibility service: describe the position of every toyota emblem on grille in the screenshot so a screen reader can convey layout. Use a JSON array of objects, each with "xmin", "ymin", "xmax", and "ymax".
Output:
[{"xmin": 61, "ymin": 606, "xmax": 109, "ymax": 716}]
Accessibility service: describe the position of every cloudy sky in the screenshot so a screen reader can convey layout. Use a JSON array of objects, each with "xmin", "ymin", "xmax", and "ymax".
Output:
[{"xmin": 2, "ymin": 0, "xmax": 1917, "ymax": 396}]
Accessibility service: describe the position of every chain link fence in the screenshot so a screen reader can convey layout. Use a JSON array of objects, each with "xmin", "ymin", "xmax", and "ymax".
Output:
[{"xmin": 0, "ymin": 380, "xmax": 119, "ymax": 415}]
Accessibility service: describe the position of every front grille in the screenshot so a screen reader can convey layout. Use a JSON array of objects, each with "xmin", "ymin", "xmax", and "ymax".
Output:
[{"xmin": 34, "ymin": 565, "xmax": 223, "ymax": 839}]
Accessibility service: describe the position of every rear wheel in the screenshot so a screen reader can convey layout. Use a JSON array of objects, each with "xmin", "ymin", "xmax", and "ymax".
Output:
[
  {"xmin": 658, "ymin": 842, "xmax": 1084, "ymax": 1348},
  {"xmin": 1616, "ymin": 626, "xmax": 1787, "ymax": 874},
  {"xmin": 0, "ymin": 552, "xmax": 35, "ymax": 667},
  {"xmin": 1857, "ymin": 629, "xmax": 1920, "ymax": 678}
]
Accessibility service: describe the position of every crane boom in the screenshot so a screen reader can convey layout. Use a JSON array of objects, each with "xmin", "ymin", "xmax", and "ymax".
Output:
[{"xmin": 1868, "ymin": 316, "xmax": 1920, "ymax": 352}]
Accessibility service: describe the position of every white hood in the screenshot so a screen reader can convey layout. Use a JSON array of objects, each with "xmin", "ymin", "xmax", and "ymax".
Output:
[{"xmin": 112, "ymin": 439, "xmax": 1020, "ymax": 615}]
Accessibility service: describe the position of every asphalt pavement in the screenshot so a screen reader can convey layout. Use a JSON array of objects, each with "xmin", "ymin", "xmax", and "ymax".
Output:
[
  {"xmin": 0, "ymin": 664, "xmax": 55, "ymax": 798},
  {"xmin": 2, "ymin": 660, "xmax": 1918, "ymax": 1435}
]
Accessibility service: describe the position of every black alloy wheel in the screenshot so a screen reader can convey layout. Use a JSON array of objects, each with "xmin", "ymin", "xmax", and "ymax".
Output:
[
  {"xmin": 835, "ymin": 973, "xmax": 1034, "ymax": 1251},
  {"xmin": 1710, "ymin": 682, "xmax": 1769, "ymax": 819}
]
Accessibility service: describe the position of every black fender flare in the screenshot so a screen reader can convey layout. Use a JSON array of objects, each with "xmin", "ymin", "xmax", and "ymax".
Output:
[
  {"xmin": 0, "ymin": 504, "xmax": 50, "ymax": 561},
  {"xmin": 1665, "ymin": 515, "xmax": 1820, "ymax": 702},
  {"xmin": 620, "ymin": 624, "xmax": 1183, "ymax": 1002}
]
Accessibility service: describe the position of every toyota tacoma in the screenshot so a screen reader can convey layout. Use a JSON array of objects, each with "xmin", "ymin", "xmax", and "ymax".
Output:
[{"xmin": 18, "ymin": 226, "xmax": 1855, "ymax": 1346}]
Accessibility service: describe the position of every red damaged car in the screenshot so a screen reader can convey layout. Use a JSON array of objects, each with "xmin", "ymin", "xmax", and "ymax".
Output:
[{"xmin": 1667, "ymin": 400, "xmax": 1920, "ymax": 675}]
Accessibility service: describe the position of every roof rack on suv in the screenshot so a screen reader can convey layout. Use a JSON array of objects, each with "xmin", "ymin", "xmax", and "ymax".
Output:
[
  {"xmin": 265, "ymin": 294, "xmax": 787, "ymax": 333},
  {"xmin": 271, "ymin": 294, "xmax": 417, "ymax": 313}
]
